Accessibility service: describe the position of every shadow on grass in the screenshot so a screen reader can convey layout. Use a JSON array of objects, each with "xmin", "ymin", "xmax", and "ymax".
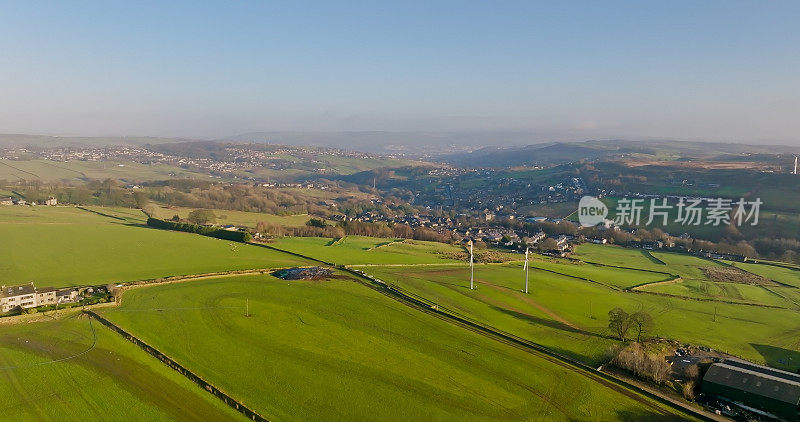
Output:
[
  {"xmin": 639, "ymin": 250, "xmax": 666, "ymax": 265},
  {"xmin": 614, "ymin": 409, "xmax": 687, "ymax": 421},
  {"xmin": 489, "ymin": 305, "xmax": 613, "ymax": 340},
  {"xmin": 750, "ymin": 343, "xmax": 800, "ymax": 371}
]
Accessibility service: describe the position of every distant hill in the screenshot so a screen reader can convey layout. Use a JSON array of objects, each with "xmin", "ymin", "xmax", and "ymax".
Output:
[
  {"xmin": 443, "ymin": 140, "xmax": 799, "ymax": 168},
  {"xmin": 446, "ymin": 143, "xmax": 610, "ymax": 167},
  {"xmin": 227, "ymin": 131, "xmax": 562, "ymax": 155}
]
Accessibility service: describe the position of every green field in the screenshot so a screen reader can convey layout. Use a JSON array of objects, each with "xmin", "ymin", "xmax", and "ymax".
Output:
[
  {"xmin": 572, "ymin": 244, "xmax": 722, "ymax": 282},
  {"xmin": 149, "ymin": 205, "xmax": 312, "ymax": 228},
  {"xmin": 0, "ymin": 159, "xmax": 212, "ymax": 182},
  {"xmin": 731, "ymin": 261, "xmax": 800, "ymax": 288},
  {"xmin": 0, "ymin": 206, "xmax": 310, "ymax": 287},
  {"xmin": 0, "ymin": 312, "xmax": 242, "ymax": 421},
  {"xmin": 571, "ymin": 244, "xmax": 670, "ymax": 271},
  {"xmin": 100, "ymin": 274, "xmax": 692, "ymax": 421},
  {"xmin": 270, "ymin": 236, "xmax": 468, "ymax": 265},
  {"xmin": 638, "ymin": 279, "xmax": 793, "ymax": 307},
  {"xmin": 362, "ymin": 262, "xmax": 800, "ymax": 370},
  {"xmin": 527, "ymin": 258, "xmax": 672, "ymax": 289}
]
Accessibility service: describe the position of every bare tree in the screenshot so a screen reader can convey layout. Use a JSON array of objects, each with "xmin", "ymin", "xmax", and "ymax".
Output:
[
  {"xmin": 629, "ymin": 311, "xmax": 654, "ymax": 342},
  {"xmin": 608, "ymin": 307, "xmax": 631, "ymax": 341}
]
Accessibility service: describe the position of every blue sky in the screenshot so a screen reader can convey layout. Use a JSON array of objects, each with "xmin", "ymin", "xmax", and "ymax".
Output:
[{"xmin": 0, "ymin": 1, "xmax": 798, "ymax": 143}]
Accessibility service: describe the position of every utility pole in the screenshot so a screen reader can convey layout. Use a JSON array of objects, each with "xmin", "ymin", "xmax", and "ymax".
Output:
[{"xmin": 246, "ymin": 298, "xmax": 249, "ymax": 317}]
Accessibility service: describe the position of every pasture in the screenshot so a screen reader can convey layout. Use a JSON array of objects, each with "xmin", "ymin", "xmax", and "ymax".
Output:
[
  {"xmin": 0, "ymin": 159, "xmax": 209, "ymax": 182},
  {"xmin": 100, "ymin": 274, "xmax": 693, "ymax": 421},
  {"xmin": 0, "ymin": 206, "xmax": 310, "ymax": 287},
  {"xmin": 270, "ymin": 236, "xmax": 469, "ymax": 265},
  {"xmin": 0, "ymin": 312, "xmax": 242, "ymax": 421},
  {"xmin": 573, "ymin": 244, "xmax": 800, "ymax": 306},
  {"xmin": 149, "ymin": 206, "xmax": 311, "ymax": 228},
  {"xmin": 362, "ymin": 262, "xmax": 800, "ymax": 371},
  {"xmin": 730, "ymin": 261, "xmax": 800, "ymax": 288}
]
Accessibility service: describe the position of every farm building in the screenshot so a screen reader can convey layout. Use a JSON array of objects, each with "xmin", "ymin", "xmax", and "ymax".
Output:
[{"xmin": 702, "ymin": 358, "xmax": 800, "ymax": 420}]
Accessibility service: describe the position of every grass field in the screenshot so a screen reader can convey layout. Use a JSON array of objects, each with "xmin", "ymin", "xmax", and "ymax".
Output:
[
  {"xmin": 0, "ymin": 159, "xmax": 211, "ymax": 182},
  {"xmin": 100, "ymin": 274, "xmax": 693, "ymax": 421},
  {"xmin": 572, "ymin": 244, "xmax": 723, "ymax": 282},
  {"xmin": 270, "ymin": 236, "xmax": 468, "ymax": 265},
  {"xmin": 149, "ymin": 205, "xmax": 312, "ymax": 228},
  {"xmin": 571, "ymin": 244, "xmax": 670, "ymax": 271},
  {"xmin": 527, "ymin": 258, "xmax": 672, "ymax": 289},
  {"xmin": 638, "ymin": 279, "xmax": 793, "ymax": 307},
  {"xmin": 362, "ymin": 262, "xmax": 800, "ymax": 370},
  {"xmin": 0, "ymin": 312, "xmax": 243, "ymax": 421},
  {"xmin": 0, "ymin": 206, "xmax": 310, "ymax": 287},
  {"xmin": 730, "ymin": 261, "xmax": 800, "ymax": 288}
]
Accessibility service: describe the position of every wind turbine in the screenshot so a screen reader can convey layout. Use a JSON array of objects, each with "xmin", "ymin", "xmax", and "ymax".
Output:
[
  {"xmin": 523, "ymin": 247, "xmax": 530, "ymax": 294},
  {"xmin": 794, "ymin": 155, "xmax": 798, "ymax": 175},
  {"xmin": 468, "ymin": 240, "xmax": 475, "ymax": 290}
]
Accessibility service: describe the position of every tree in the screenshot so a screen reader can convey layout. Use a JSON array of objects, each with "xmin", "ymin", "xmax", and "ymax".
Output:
[
  {"xmin": 133, "ymin": 191, "xmax": 149, "ymax": 208},
  {"xmin": 629, "ymin": 311, "xmax": 654, "ymax": 342},
  {"xmin": 306, "ymin": 218, "xmax": 327, "ymax": 228},
  {"xmin": 608, "ymin": 307, "xmax": 631, "ymax": 341},
  {"xmin": 537, "ymin": 238, "xmax": 558, "ymax": 252},
  {"xmin": 187, "ymin": 209, "xmax": 216, "ymax": 225}
]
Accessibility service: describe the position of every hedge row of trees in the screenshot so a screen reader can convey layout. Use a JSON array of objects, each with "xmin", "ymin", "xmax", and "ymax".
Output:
[
  {"xmin": 147, "ymin": 217, "xmax": 252, "ymax": 242},
  {"xmin": 608, "ymin": 343, "xmax": 672, "ymax": 385},
  {"xmin": 252, "ymin": 218, "xmax": 455, "ymax": 244}
]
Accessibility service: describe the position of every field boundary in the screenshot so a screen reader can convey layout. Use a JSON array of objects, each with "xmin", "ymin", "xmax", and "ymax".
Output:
[
  {"xmin": 641, "ymin": 250, "xmax": 667, "ymax": 265},
  {"xmin": 628, "ymin": 275, "xmax": 682, "ymax": 291},
  {"xmin": 76, "ymin": 206, "xmax": 127, "ymax": 221},
  {"xmin": 526, "ymin": 263, "xmax": 622, "ymax": 291},
  {"xmin": 84, "ymin": 310, "xmax": 268, "ymax": 422}
]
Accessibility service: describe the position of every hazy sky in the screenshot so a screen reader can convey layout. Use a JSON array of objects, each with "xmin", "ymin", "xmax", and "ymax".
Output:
[{"xmin": 1, "ymin": 1, "xmax": 798, "ymax": 144}]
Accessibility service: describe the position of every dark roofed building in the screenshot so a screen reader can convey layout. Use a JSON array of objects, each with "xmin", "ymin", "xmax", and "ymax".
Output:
[
  {"xmin": 702, "ymin": 359, "xmax": 800, "ymax": 420},
  {"xmin": 1, "ymin": 282, "xmax": 37, "ymax": 312}
]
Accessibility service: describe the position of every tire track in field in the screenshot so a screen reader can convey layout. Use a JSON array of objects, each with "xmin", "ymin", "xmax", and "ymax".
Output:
[
  {"xmin": 480, "ymin": 281, "xmax": 580, "ymax": 330},
  {"xmin": 0, "ymin": 316, "xmax": 97, "ymax": 371}
]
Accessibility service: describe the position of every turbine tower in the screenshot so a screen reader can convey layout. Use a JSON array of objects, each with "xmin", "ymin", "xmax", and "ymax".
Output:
[
  {"xmin": 469, "ymin": 240, "xmax": 475, "ymax": 290},
  {"xmin": 523, "ymin": 247, "xmax": 530, "ymax": 294},
  {"xmin": 794, "ymin": 155, "xmax": 798, "ymax": 175}
]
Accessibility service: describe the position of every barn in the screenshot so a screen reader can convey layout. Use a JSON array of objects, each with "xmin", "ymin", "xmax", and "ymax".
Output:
[{"xmin": 702, "ymin": 358, "xmax": 800, "ymax": 420}]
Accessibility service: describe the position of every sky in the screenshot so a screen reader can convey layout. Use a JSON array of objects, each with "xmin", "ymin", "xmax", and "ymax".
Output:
[{"xmin": 0, "ymin": 1, "xmax": 798, "ymax": 144}]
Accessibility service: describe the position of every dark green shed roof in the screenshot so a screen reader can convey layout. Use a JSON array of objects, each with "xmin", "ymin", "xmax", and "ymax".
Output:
[{"xmin": 703, "ymin": 363, "xmax": 800, "ymax": 406}]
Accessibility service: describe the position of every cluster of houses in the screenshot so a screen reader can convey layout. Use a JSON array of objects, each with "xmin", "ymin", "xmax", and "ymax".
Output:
[
  {"xmin": 0, "ymin": 283, "xmax": 81, "ymax": 313},
  {"xmin": 0, "ymin": 197, "xmax": 57, "ymax": 206}
]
